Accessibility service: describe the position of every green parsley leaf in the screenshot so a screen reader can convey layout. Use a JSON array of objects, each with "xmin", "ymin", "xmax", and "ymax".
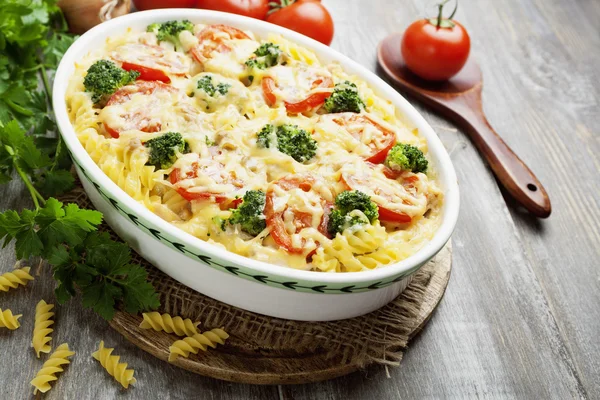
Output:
[{"xmin": 35, "ymin": 169, "xmax": 75, "ymax": 198}]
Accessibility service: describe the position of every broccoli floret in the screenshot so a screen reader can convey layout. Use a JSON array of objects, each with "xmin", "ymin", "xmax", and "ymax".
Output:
[
  {"xmin": 323, "ymin": 81, "xmax": 365, "ymax": 114},
  {"xmin": 256, "ymin": 124, "xmax": 275, "ymax": 149},
  {"xmin": 83, "ymin": 60, "xmax": 139, "ymax": 104},
  {"xmin": 212, "ymin": 216, "xmax": 227, "ymax": 232},
  {"xmin": 245, "ymin": 43, "xmax": 284, "ymax": 70},
  {"xmin": 197, "ymin": 75, "xmax": 231, "ymax": 97},
  {"xmin": 228, "ymin": 190, "xmax": 267, "ymax": 236},
  {"xmin": 385, "ymin": 143, "xmax": 428, "ymax": 174},
  {"xmin": 327, "ymin": 190, "xmax": 379, "ymax": 236},
  {"xmin": 256, "ymin": 124, "xmax": 317, "ymax": 163},
  {"xmin": 144, "ymin": 132, "xmax": 188, "ymax": 169},
  {"xmin": 147, "ymin": 20, "xmax": 194, "ymax": 48}
]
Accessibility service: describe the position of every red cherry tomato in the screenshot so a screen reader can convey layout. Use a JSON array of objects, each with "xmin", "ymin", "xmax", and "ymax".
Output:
[
  {"xmin": 190, "ymin": 24, "xmax": 250, "ymax": 64},
  {"xmin": 401, "ymin": 11, "xmax": 470, "ymax": 81},
  {"xmin": 328, "ymin": 113, "xmax": 397, "ymax": 164},
  {"xmin": 262, "ymin": 72, "xmax": 333, "ymax": 114},
  {"xmin": 121, "ymin": 62, "xmax": 170, "ymax": 83},
  {"xmin": 104, "ymin": 81, "xmax": 178, "ymax": 138},
  {"xmin": 196, "ymin": 0, "xmax": 269, "ymax": 20},
  {"xmin": 133, "ymin": 0, "xmax": 196, "ymax": 10},
  {"xmin": 267, "ymin": 0, "xmax": 334, "ymax": 46},
  {"xmin": 265, "ymin": 175, "xmax": 330, "ymax": 254}
]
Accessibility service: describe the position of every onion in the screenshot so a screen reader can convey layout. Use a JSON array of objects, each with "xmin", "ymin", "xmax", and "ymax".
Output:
[{"xmin": 58, "ymin": 0, "xmax": 131, "ymax": 34}]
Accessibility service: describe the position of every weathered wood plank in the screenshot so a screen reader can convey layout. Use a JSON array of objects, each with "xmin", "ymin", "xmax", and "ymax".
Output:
[
  {"xmin": 477, "ymin": 0, "xmax": 600, "ymax": 395},
  {"xmin": 279, "ymin": 0, "xmax": 597, "ymax": 398},
  {"xmin": 2, "ymin": 0, "xmax": 599, "ymax": 398}
]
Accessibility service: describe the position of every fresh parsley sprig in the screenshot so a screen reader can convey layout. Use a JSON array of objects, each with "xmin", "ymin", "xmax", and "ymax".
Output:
[{"xmin": 0, "ymin": 0, "xmax": 160, "ymax": 320}]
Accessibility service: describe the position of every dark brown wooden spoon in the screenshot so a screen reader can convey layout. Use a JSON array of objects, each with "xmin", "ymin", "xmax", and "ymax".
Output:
[{"xmin": 377, "ymin": 32, "xmax": 551, "ymax": 218}]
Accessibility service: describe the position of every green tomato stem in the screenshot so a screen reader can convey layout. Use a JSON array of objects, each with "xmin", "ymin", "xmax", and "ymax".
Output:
[{"xmin": 436, "ymin": 0, "xmax": 449, "ymax": 28}]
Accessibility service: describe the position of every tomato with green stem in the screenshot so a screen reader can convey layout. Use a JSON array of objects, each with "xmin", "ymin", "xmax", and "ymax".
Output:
[
  {"xmin": 401, "ymin": 0, "xmax": 470, "ymax": 81},
  {"xmin": 267, "ymin": 0, "xmax": 334, "ymax": 46}
]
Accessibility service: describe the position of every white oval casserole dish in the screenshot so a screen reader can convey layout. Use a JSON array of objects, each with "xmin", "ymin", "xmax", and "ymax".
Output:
[{"xmin": 53, "ymin": 9, "xmax": 459, "ymax": 321}]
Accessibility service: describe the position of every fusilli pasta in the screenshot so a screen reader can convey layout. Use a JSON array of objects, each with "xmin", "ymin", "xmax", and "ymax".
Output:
[
  {"xmin": 66, "ymin": 23, "xmax": 444, "ymax": 273},
  {"xmin": 0, "ymin": 266, "xmax": 34, "ymax": 292},
  {"xmin": 168, "ymin": 328, "xmax": 229, "ymax": 362},
  {"xmin": 312, "ymin": 222, "xmax": 388, "ymax": 272},
  {"xmin": 32, "ymin": 300, "xmax": 55, "ymax": 357},
  {"xmin": 0, "ymin": 308, "xmax": 22, "ymax": 330},
  {"xmin": 92, "ymin": 341, "xmax": 136, "ymax": 388},
  {"xmin": 139, "ymin": 312, "xmax": 199, "ymax": 337},
  {"xmin": 30, "ymin": 343, "xmax": 75, "ymax": 394}
]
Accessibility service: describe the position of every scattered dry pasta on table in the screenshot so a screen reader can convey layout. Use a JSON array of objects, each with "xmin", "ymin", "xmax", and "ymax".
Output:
[
  {"xmin": 30, "ymin": 343, "xmax": 75, "ymax": 394},
  {"xmin": 0, "ymin": 308, "xmax": 22, "ymax": 330},
  {"xmin": 32, "ymin": 300, "xmax": 55, "ymax": 357},
  {"xmin": 168, "ymin": 328, "xmax": 229, "ymax": 362},
  {"xmin": 0, "ymin": 266, "xmax": 34, "ymax": 292},
  {"xmin": 139, "ymin": 311, "xmax": 200, "ymax": 337},
  {"xmin": 92, "ymin": 340, "xmax": 136, "ymax": 389}
]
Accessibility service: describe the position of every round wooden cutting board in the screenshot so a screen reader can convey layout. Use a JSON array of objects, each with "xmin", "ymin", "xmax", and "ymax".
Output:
[{"xmin": 109, "ymin": 243, "xmax": 452, "ymax": 385}]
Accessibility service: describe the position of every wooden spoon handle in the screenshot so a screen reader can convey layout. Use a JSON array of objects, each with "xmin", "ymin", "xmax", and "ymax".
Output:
[{"xmin": 452, "ymin": 94, "xmax": 552, "ymax": 218}]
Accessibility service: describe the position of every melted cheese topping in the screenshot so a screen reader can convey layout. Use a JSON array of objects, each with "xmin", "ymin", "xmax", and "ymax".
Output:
[{"xmin": 66, "ymin": 24, "xmax": 444, "ymax": 272}]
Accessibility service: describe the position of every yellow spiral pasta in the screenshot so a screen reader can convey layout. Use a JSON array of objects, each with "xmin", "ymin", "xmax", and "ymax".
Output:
[
  {"xmin": 67, "ymin": 24, "xmax": 444, "ymax": 273},
  {"xmin": 30, "ymin": 343, "xmax": 75, "ymax": 394},
  {"xmin": 268, "ymin": 34, "xmax": 320, "ymax": 65},
  {"xmin": 92, "ymin": 341, "xmax": 137, "ymax": 389},
  {"xmin": 139, "ymin": 312, "xmax": 200, "ymax": 337},
  {"xmin": 168, "ymin": 328, "xmax": 229, "ymax": 362},
  {"xmin": 313, "ymin": 222, "xmax": 388, "ymax": 272},
  {"xmin": 0, "ymin": 266, "xmax": 34, "ymax": 292},
  {"xmin": 32, "ymin": 300, "xmax": 55, "ymax": 357},
  {"xmin": 356, "ymin": 246, "xmax": 407, "ymax": 270},
  {"xmin": 0, "ymin": 308, "xmax": 22, "ymax": 330}
]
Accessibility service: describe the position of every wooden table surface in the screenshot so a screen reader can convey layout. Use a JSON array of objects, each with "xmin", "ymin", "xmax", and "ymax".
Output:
[{"xmin": 2, "ymin": 0, "xmax": 599, "ymax": 398}]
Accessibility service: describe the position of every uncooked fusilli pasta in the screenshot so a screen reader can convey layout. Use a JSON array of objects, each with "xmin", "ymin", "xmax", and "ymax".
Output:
[
  {"xmin": 0, "ymin": 308, "xmax": 21, "ymax": 330},
  {"xmin": 30, "ymin": 343, "xmax": 75, "ymax": 394},
  {"xmin": 168, "ymin": 328, "xmax": 229, "ymax": 362},
  {"xmin": 92, "ymin": 341, "xmax": 136, "ymax": 388},
  {"xmin": 0, "ymin": 266, "xmax": 34, "ymax": 292},
  {"xmin": 139, "ymin": 312, "xmax": 200, "ymax": 337},
  {"xmin": 32, "ymin": 300, "xmax": 55, "ymax": 357}
]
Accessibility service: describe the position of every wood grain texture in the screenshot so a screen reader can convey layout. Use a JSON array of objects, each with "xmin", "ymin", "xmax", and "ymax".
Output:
[
  {"xmin": 1, "ymin": 0, "xmax": 599, "ymax": 398},
  {"xmin": 377, "ymin": 36, "xmax": 551, "ymax": 217}
]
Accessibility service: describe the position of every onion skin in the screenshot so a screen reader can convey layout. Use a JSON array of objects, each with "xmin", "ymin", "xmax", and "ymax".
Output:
[{"xmin": 58, "ymin": 0, "xmax": 131, "ymax": 34}]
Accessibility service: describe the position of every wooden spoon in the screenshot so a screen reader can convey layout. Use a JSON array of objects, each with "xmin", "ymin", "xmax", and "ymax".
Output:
[{"xmin": 377, "ymin": 32, "xmax": 551, "ymax": 218}]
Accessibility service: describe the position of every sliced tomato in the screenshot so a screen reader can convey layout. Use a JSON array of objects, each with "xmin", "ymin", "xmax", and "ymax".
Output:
[
  {"xmin": 330, "ymin": 113, "xmax": 396, "ymax": 164},
  {"xmin": 262, "ymin": 71, "xmax": 333, "ymax": 114},
  {"xmin": 103, "ymin": 81, "xmax": 178, "ymax": 138},
  {"xmin": 261, "ymin": 77, "xmax": 277, "ymax": 106},
  {"xmin": 341, "ymin": 171, "xmax": 412, "ymax": 224},
  {"xmin": 265, "ymin": 175, "xmax": 330, "ymax": 254},
  {"xmin": 376, "ymin": 206, "xmax": 412, "ymax": 224},
  {"xmin": 169, "ymin": 159, "xmax": 243, "ymax": 203},
  {"xmin": 112, "ymin": 43, "xmax": 189, "ymax": 77},
  {"xmin": 121, "ymin": 61, "xmax": 170, "ymax": 83},
  {"xmin": 191, "ymin": 24, "xmax": 250, "ymax": 64},
  {"xmin": 229, "ymin": 197, "xmax": 244, "ymax": 209}
]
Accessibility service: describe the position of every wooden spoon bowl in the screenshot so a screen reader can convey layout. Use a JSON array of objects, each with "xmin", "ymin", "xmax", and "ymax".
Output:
[{"xmin": 378, "ymin": 32, "xmax": 551, "ymax": 218}]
